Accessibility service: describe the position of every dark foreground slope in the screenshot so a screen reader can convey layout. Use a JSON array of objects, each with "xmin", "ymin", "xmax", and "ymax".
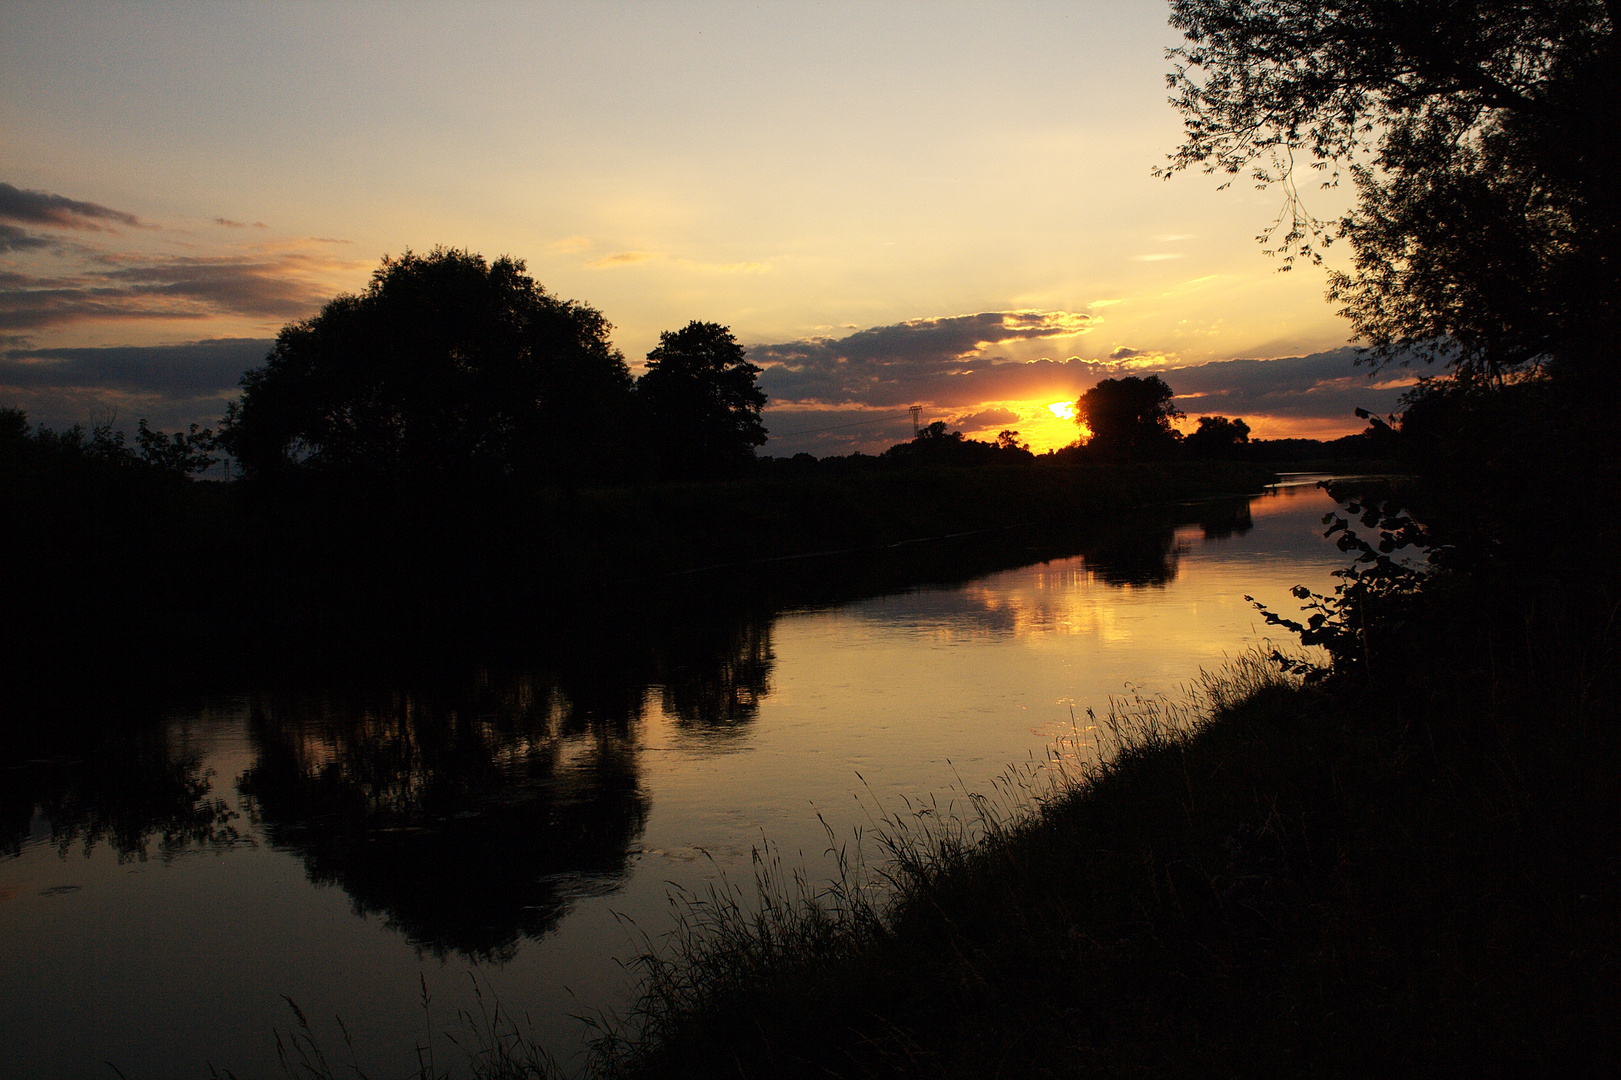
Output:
[
  {"xmin": 593, "ymin": 478, "xmax": 1618, "ymax": 1079},
  {"xmin": 601, "ymin": 621, "xmax": 1616, "ymax": 1080}
]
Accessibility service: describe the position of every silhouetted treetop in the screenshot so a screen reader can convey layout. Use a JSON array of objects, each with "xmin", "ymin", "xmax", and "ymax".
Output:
[
  {"xmin": 1077, "ymin": 376, "xmax": 1184, "ymax": 461},
  {"xmin": 1164, "ymin": 1, "xmax": 1619, "ymax": 382},
  {"xmin": 1184, "ymin": 415, "xmax": 1251, "ymax": 458},
  {"xmin": 636, "ymin": 321, "xmax": 766, "ymax": 479},
  {"xmin": 219, "ymin": 248, "xmax": 633, "ymax": 484}
]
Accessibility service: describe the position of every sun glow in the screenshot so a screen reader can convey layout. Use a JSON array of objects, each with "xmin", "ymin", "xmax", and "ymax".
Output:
[{"xmin": 1047, "ymin": 400, "xmax": 1076, "ymax": 420}]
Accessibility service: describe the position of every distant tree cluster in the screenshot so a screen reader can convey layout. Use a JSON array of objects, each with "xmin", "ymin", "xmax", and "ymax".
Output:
[
  {"xmin": 1, "ymin": 407, "xmax": 217, "ymax": 480},
  {"xmin": 880, "ymin": 420, "xmax": 1035, "ymax": 467},
  {"xmin": 761, "ymin": 380, "xmax": 1270, "ymax": 473}
]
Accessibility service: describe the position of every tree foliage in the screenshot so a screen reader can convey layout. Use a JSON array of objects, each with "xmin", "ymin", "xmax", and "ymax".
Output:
[
  {"xmin": 880, "ymin": 420, "xmax": 1034, "ymax": 466},
  {"xmin": 1, "ymin": 407, "xmax": 216, "ymax": 479},
  {"xmin": 219, "ymin": 248, "xmax": 633, "ymax": 483},
  {"xmin": 636, "ymin": 321, "xmax": 767, "ymax": 479},
  {"xmin": 1163, "ymin": 0, "xmax": 1619, "ymax": 381},
  {"xmin": 1184, "ymin": 414, "xmax": 1251, "ymax": 457},
  {"xmin": 1077, "ymin": 376, "xmax": 1184, "ymax": 460}
]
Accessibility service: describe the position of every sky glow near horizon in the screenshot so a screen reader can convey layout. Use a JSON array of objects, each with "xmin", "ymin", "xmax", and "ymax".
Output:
[{"xmin": 1, "ymin": 1, "xmax": 1411, "ymax": 454}]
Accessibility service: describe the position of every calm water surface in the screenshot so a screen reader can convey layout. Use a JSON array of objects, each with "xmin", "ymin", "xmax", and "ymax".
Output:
[{"xmin": 1, "ymin": 477, "xmax": 1351, "ymax": 1078}]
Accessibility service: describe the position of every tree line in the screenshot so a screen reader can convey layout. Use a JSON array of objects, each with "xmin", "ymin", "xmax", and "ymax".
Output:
[{"xmin": 1, "ymin": 246, "xmax": 1303, "ymax": 493}]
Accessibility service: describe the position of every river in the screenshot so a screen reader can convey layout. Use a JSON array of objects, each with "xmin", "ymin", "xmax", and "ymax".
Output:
[{"xmin": 0, "ymin": 474, "xmax": 1353, "ymax": 1079}]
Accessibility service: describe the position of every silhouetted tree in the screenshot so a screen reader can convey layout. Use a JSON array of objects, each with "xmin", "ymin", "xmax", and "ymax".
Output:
[
  {"xmin": 1162, "ymin": 0, "xmax": 1619, "ymax": 383},
  {"xmin": 1184, "ymin": 414, "xmax": 1251, "ymax": 457},
  {"xmin": 1, "ymin": 407, "xmax": 215, "ymax": 479},
  {"xmin": 219, "ymin": 248, "xmax": 633, "ymax": 484},
  {"xmin": 996, "ymin": 429, "xmax": 1031, "ymax": 453},
  {"xmin": 1077, "ymin": 376, "xmax": 1184, "ymax": 460},
  {"xmin": 135, "ymin": 419, "xmax": 218, "ymax": 476},
  {"xmin": 636, "ymin": 321, "xmax": 767, "ymax": 479},
  {"xmin": 881, "ymin": 421, "xmax": 1027, "ymax": 466}
]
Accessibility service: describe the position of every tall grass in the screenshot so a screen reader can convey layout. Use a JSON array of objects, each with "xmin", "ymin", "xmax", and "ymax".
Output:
[
  {"xmin": 236, "ymin": 973, "xmax": 563, "ymax": 1080},
  {"xmin": 588, "ymin": 652, "xmax": 1306, "ymax": 1078}
]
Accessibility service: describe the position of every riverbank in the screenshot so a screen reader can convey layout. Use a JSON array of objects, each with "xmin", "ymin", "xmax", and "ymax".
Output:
[
  {"xmin": 2, "ymin": 460, "xmax": 1277, "ymax": 712},
  {"xmin": 595, "ymin": 588, "xmax": 1617, "ymax": 1078},
  {"xmin": 578, "ymin": 463, "xmax": 1620, "ymax": 1077}
]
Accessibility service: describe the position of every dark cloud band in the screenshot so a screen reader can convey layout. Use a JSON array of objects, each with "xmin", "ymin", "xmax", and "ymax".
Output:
[
  {"xmin": 0, "ymin": 337, "xmax": 272, "ymax": 435},
  {"xmin": 752, "ymin": 310, "xmax": 1096, "ymax": 408},
  {"xmin": 0, "ymin": 257, "xmax": 338, "ymax": 330},
  {"xmin": 0, "ymin": 223, "xmax": 53, "ymax": 253},
  {"xmin": 0, "ymin": 181, "xmax": 142, "ymax": 231},
  {"xmin": 1, "ymin": 338, "xmax": 271, "ymax": 394}
]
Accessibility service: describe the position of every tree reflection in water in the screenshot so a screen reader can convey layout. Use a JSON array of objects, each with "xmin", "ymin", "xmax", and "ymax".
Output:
[
  {"xmin": 1197, "ymin": 498, "xmax": 1255, "ymax": 541},
  {"xmin": 1079, "ymin": 496, "xmax": 1254, "ymax": 587},
  {"xmin": 655, "ymin": 619, "xmax": 774, "ymax": 733},
  {"xmin": 238, "ymin": 676, "xmax": 647, "ymax": 961},
  {"xmin": 237, "ymin": 614, "xmax": 776, "ymax": 959},
  {"xmin": 3, "ymin": 494, "xmax": 1258, "ymax": 959},
  {"xmin": 1, "ymin": 718, "xmax": 247, "ymax": 862}
]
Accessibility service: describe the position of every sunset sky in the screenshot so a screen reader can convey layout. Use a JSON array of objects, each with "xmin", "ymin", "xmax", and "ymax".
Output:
[{"xmin": 1, "ymin": 1, "xmax": 1415, "ymax": 455}]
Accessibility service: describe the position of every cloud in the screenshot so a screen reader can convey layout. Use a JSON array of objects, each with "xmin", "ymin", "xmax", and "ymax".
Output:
[
  {"xmin": 549, "ymin": 236, "xmax": 592, "ymax": 253},
  {"xmin": 752, "ymin": 309, "xmax": 1418, "ymax": 450},
  {"xmin": 0, "ymin": 252, "xmax": 349, "ymax": 331},
  {"xmin": 588, "ymin": 250, "xmax": 656, "ymax": 268},
  {"xmin": 1131, "ymin": 253, "xmax": 1184, "ymax": 262},
  {"xmin": 0, "ymin": 224, "xmax": 53, "ymax": 252},
  {"xmin": 215, "ymin": 217, "xmax": 268, "ymax": 229},
  {"xmin": 953, "ymin": 407, "xmax": 1020, "ymax": 429},
  {"xmin": 0, "ymin": 181, "xmax": 142, "ymax": 231},
  {"xmin": 1, "ymin": 337, "xmax": 270, "ymax": 393},
  {"xmin": 751, "ymin": 310, "xmax": 1098, "ymax": 409},
  {"xmin": 761, "ymin": 405, "xmax": 918, "ymax": 457},
  {"xmin": 0, "ymin": 337, "xmax": 272, "ymax": 433},
  {"xmin": 1164, "ymin": 348, "xmax": 1417, "ymax": 422}
]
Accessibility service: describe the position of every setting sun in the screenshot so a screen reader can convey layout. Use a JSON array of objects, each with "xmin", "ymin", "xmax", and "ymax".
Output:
[{"xmin": 1047, "ymin": 400, "xmax": 1077, "ymax": 420}]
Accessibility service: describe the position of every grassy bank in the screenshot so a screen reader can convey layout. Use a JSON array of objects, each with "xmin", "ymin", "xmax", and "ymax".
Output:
[{"xmin": 579, "ymin": 490, "xmax": 1618, "ymax": 1079}]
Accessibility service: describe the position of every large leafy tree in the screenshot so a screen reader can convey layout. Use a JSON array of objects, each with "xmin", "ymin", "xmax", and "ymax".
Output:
[
  {"xmin": 636, "ymin": 321, "xmax": 767, "ymax": 478},
  {"xmin": 1078, "ymin": 376, "xmax": 1184, "ymax": 461},
  {"xmin": 219, "ymin": 248, "xmax": 633, "ymax": 483},
  {"xmin": 1162, "ymin": 0, "xmax": 1619, "ymax": 382}
]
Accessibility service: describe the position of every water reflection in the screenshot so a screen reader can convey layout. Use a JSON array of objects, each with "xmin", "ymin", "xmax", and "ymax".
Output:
[
  {"xmin": 1, "ymin": 719, "xmax": 247, "ymax": 862},
  {"xmin": 655, "ymin": 619, "xmax": 774, "ymax": 732},
  {"xmin": 1070, "ymin": 496, "xmax": 1251, "ymax": 587},
  {"xmin": 0, "ymin": 494, "xmax": 1244, "ymax": 889},
  {"xmin": 1195, "ymin": 498, "xmax": 1255, "ymax": 541},
  {"xmin": 235, "ymin": 614, "xmax": 777, "ymax": 958},
  {"xmin": 0, "ymin": 479, "xmax": 1354, "ymax": 1080},
  {"xmin": 237, "ymin": 676, "xmax": 645, "ymax": 960}
]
